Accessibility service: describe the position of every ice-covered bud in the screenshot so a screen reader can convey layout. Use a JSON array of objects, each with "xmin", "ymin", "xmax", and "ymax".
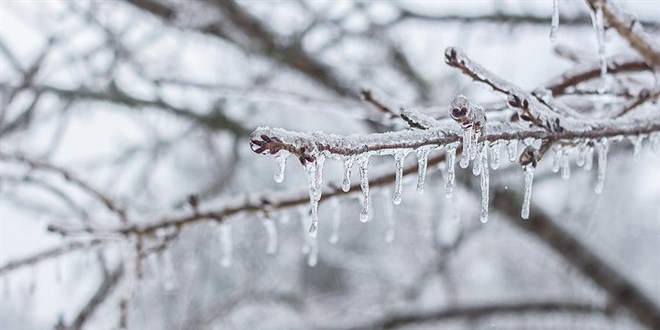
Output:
[{"xmin": 449, "ymin": 95, "xmax": 486, "ymax": 131}]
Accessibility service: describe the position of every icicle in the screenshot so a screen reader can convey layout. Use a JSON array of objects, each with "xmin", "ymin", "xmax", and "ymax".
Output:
[
  {"xmin": 307, "ymin": 233, "xmax": 318, "ymax": 267},
  {"xmin": 341, "ymin": 157, "xmax": 354, "ymax": 192},
  {"xmin": 551, "ymin": 145, "xmax": 561, "ymax": 173},
  {"xmin": 595, "ymin": 139, "xmax": 610, "ymax": 194},
  {"xmin": 460, "ymin": 127, "xmax": 473, "ymax": 168},
  {"xmin": 550, "ymin": 0, "xmax": 559, "ymax": 42},
  {"xmin": 263, "ymin": 217, "xmax": 277, "ymax": 255},
  {"xmin": 479, "ymin": 144, "xmax": 490, "ymax": 223},
  {"xmin": 305, "ymin": 154, "xmax": 325, "ymax": 237},
  {"xmin": 583, "ymin": 144, "xmax": 594, "ymax": 170},
  {"xmin": 576, "ymin": 143, "xmax": 586, "ymax": 167},
  {"xmin": 472, "ymin": 141, "xmax": 484, "ymax": 176},
  {"xmin": 329, "ymin": 198, "xmax": 341, "ymax": 244},
  {"xmin": 416, "ymin": 146, "xmax": 432, "ymax": 193},
  {"xmin": 507, "ymin": 140, "xmax": 518, "ymax": 162},
  {"xmin": 357, "ymin": 155, "xmax": 371, "ymax": 222},
  {"xmin": 560, "ymin": 149, "xmax": 571, "ymax": 180},
  {"xmin": 521, "ymin": 164, "xmax": 535, "ymax": 220},
  {"xmin": 445, "ymin": 143, "xmax": 458, "ymax": 198},
  {"xmin": 651, "ymin": 133, "xmax": 660, "ymax": 153},
  {"xmin": 273, "ymin": 150, "xmax": 289, "ymax": 183},
  {"xmin": 219, "ymin": 223, "xmax": 233, "ymax": 268},
  {"xmin": 629, "ymin": 135, "xmax": 644, "ymax": 159},
  {"xmin": 392, "ymin": 151, "xmax": 408, "ymax": 204},
  {"xmin": 489, "ymin": 141, "xmax": 501, "ymax": 170},
  {"xmin": 590, "ymin": 2, "xmax": 607, "ymax": 93},
  {"xmin": 383, "ymin": 190, "xmax": 395, "ymax": 243}
]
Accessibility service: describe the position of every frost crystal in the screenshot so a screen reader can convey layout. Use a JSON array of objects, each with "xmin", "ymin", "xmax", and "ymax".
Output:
[
  {"xmin": 341, "ymin": 157, "xmax": 354, "ymax": 192},
  {"xmin": 521, "ymin": 164, "xmax": 535, "ymax": 220},
  {"xmin": 445, "ymin": 143, "xmax": 458, "ymax": 198},
  {"xmin": 489, "ymin": 141, "xmax": 501, "ymax": 170},
  {"xmin": 506, "ymin": 140, "xmax": 518, "ymax": 162},
  {"xmin": 416, "ymin": 146, "xmax": 432, "ymax": 193},
  {"xmin": 595, "ymin": 138, "xmax": 610, "ymax": 194},
  {"xmin": 273, "ymin": 150, "xmax": 289, "ymax": 183},
  {"xmin": 329, "ymin": 198, "xmax": 341, "ymax": 244},
  {"xmin": 479, "ymin": 143, "xmax": 490, "ymax": 223},
  {"xmin": 393, "ymin": 151, "xmax": 409, "ymax": 204},
  {"xmin": 550, "ymin": 0, "xmax": 559, "ymax": 42},
  {"xmin": 357, "ymin": 155, "xmax": 371, "ymax": 222},
  {"xmin": 263, "ymin": 216, "xmax": 278, "ymax": 254},
  {"xmin": 219, "ymin": 223, "xmax": 233, "ymax": 268}
]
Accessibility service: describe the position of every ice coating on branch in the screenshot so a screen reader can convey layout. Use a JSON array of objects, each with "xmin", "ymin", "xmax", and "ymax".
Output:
[
  {"xmin": 341, "ymin": 157, "xmax": 354, "ymax": 192},
  {"xmin": 521, "ymin": 165, "xmax": 535, "ymax": 220},
  {"xmin": 629, "ymin": 135, "xmax": 644, "ymax": 159},
  {"xmin": 595, "ymin": 138, "xmax": 610, "ymax": 194},
  {"xmin": 590, "ymin": 2, "xmax": 608, "ymax": 93},
  {"xmin": 263, "ymin": 216, "xmax": 278, "ymax": 254},
  {"xmin": 445, "ymin": 143, "xmax": 458, "ymax": 198},
  {"xmin": 416, "ymin": 146, "xmax": 432, "ymax": 193},
  {"xmin": 304, "ymin": 154, "xmax": 325, "ymax": 237},
  {"xmin": 219, "ymin": 223, "xmax": 233, "ymax": 268},
  {"xmin": 273, "ymin": 150, "xmax": 289, "ymax": 183},
  {"xmin": 507, "ymin": 140, "xmax": 518, "ymax": 162},
  {"xmin": 358, "ymin": 155, "xmax": 371, "ymax": 222},
  {"xmin": 479, "ymin": 143, "xmax": 490, "ymax": 223},
  {"xmin": 550, "ymin": 0, "xmax": 559, "ymax": 42},
  {"xmin": 450, "ymin": 95, "xmax": 486, "ymax": 169},
  {"xmin": 489, "ymin": 141, "xmax": 501, "ymax": 170},
  {"xmin": 393, "ymin": 150, "xmax": 409, "ymax": 204},
  {"xmin": 329, "ymin": 198, "xmax": 341, "ymax": 244}
]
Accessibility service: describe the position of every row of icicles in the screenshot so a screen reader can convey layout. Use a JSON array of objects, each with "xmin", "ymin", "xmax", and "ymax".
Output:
[{"xmin": 248, "ymin": 133, "xmax": 660, "ymax": 267}]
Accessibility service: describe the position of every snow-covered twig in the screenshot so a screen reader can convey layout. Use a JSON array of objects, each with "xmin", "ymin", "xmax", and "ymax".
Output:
[{"xmin": 0, "ymin": 239, "xmax": 104, "ymax": 276}]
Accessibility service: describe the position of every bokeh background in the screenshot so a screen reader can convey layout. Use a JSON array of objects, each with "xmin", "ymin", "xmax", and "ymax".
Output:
[{"xmin": 0, "ymin": 1, "xmax": 659, "ymax": 329}]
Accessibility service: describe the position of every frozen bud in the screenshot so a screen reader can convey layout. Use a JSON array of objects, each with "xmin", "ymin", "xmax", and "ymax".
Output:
[{"xmin": 449, "ymin": 95, "xmax": 486, "ymax": 131}]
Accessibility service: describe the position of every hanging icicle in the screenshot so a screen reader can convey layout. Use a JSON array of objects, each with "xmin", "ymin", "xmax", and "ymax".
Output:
[
  {"xmin": 445, "ymin": 143, "xmax": 458, "ymax": 198},
  {"xmin": 507, "ymin": 140, "xmax": 518, "ymax": 162},
  {"xmin": 479, "ymin": 143, "xmax": 490, "ymax": 223},
  {"xmin": 521, "ymin": 164, "xmax": 536, "ymax": 220},
  {"xmin": 489, "ymin": 141, "xmax": 501, "ymax": 170},
  {"xmin": 358, "ymin": 154, "xmax": 371, "ymax": 223},
  {"xmin": 590, "ymin": 1, "xmax": 608, "ymax": 93},
  {"xmin": 550, "ymin": 0, "xmax": 560, "ymax": 42},
  {"xmin": 629, "ymin": 135, "xmax": 645, "ymax": 159},
  {"xmin": 219, "ymin": 222, "xmax": 233, "ymax": 268},
  {"xmin": 263, "ymin": 216, "xmax": 278, "ymax": 255},
  {"xmin": 595, "ymin": 138, "xmax": 610, "ymax": 194},
  {"xmin": 305, "ymin": 154, "xmax": 325, "ymax": 237},
  {"xmin": 393, "ymin": 151, "xmax": 409, "ymax": 204},
  {"xmin": 307, "ymin": 233, "xmax": 318, "ymax": 267},
  {"xmin": 273, "ymin": 150, "xmax": 289, "ymax": 183},
  {"xmin": 416, "ymin": 146, "xmax": 432, "ymax": 193},
  {"xmin": 341, "ymin": 157, "xmax": 354, "ymax": 192}
]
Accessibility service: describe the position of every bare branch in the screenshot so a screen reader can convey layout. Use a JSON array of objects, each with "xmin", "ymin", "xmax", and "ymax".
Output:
[{"xmin": 0, "ymin": 239, "xmax": 104, "ymax": 276}]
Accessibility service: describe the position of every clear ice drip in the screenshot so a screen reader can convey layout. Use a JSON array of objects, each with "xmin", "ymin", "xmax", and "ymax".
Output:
[
  {"xmin": 479, "ymin": 143, "xmax": 490, "ymax": 223},
  {"xmin": 629, "ymin": 135, "xmax": 644, "ymax": 159},
  {"xmin": 550, "ymin": 0, "xmax": 560, "ymax": 42},
  {"xmin": 490, "ymin": 141, "xmax": 501, "ymax": 170},
  {"xmin": 595, "ymin": 139, "xmax": 610, "ymax": 194},
  {"xmin": 305, "ymin": 154, "xmax": 325, "ymax": 237},
  {"xmin": 590, "ymin": 2, "xmax": 608, "ymax": 93},
  {"xmin": 341, "ymin": 157, "xmax": 354, "ymax": 192},
  {"xmin": 358, "ymin": 155, "xmax": 371, "ymax": 222},
  {"xmin": 393, "ymin": 151, "xmax": 409, "ymax": 204},
  {"xmin": 560, "ymin": 149, "xmax": 571, "ymax": 180},
  {"xmin": 507, "ymin": 140, "xmax": 518, "ymax": 162},
  {"xmin": 416, "ymin": 147, "xmax": 432, "ymax": 193},
  {"xmin": 460, "ymin": 128, "xmax": 473, "ymax": 169},
  {"xmin": 445, "ymin": 143, "xmax": 458, "ymax": 198},
  {"xmin": 273, "ymin": 150, "xmax": 289, "ymax": 183},
  {"xmin": 521, "ymin": 165, "xmax": 535, "ymax": 220}
]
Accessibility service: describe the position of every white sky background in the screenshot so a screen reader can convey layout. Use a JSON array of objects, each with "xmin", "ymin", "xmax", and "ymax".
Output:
[{"xmin": 0, "ymin": 0, "xmax": 659, "ymax": 329}]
